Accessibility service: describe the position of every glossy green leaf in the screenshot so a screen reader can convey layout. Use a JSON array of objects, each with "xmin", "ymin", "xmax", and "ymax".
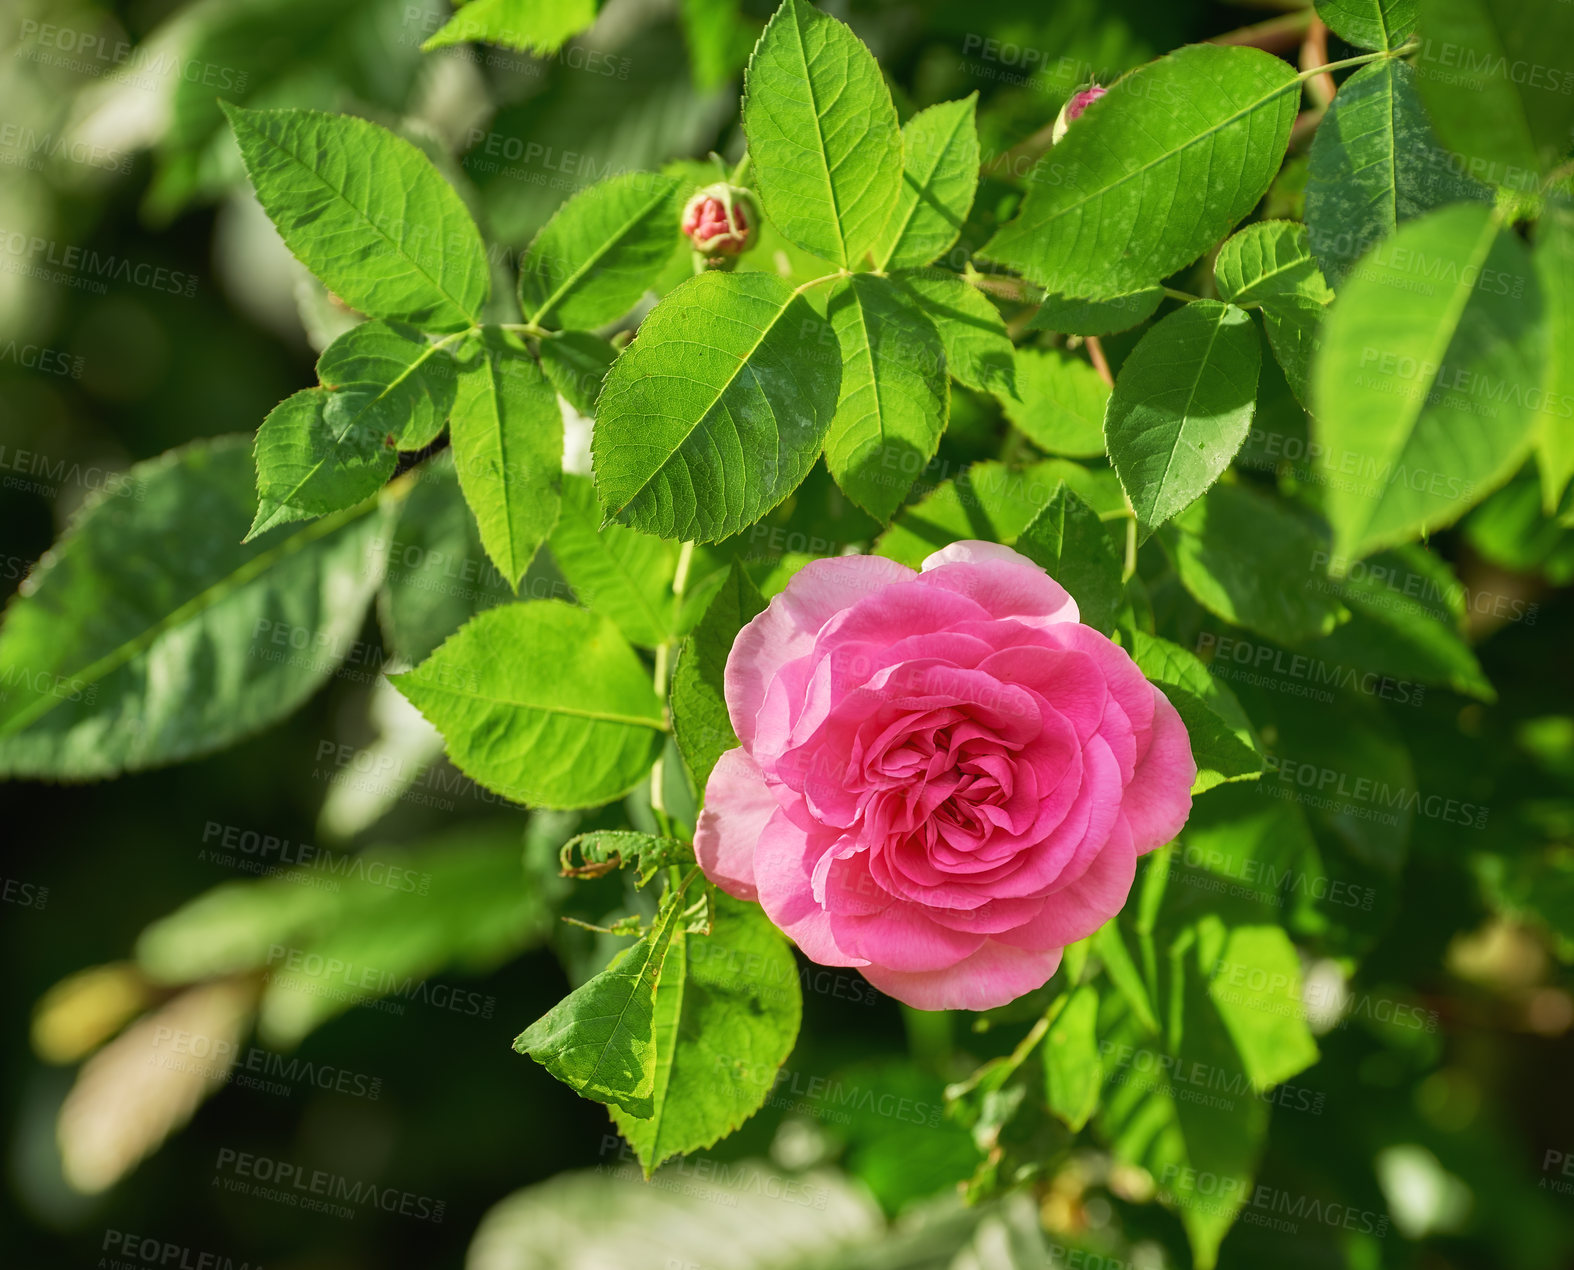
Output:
[
  {"xmin": 519, "ymin": 172, "xmax": 682, "ymax": 330},
  {"xmin": 1305, "ymin": 60, "xmax": 1478, "ymax": 285},
  {"xmin": 672, "ymin": 563, "xmax": 765, "ymax": 792},
  {"xmin": 1125, "ymin": 630, "xmax": 1263, "ymax": 793},
  {"xmin": 223, "ymin": 104, "xmax": 488, "ymax": 332},
  {"xmin": 889, "ymin": 270, "xmax": 1015, "ymax": 397},
  {"xmin": 1312, "ymin": 203, "xmax": 1544, "ymax": 560},
  {"xmin": 549, "ymin": 474, "xmax": 678, "ymax": 648},
  {"xmin": 876, "ymin": 95, "xmax": 980, "ymax": 270},
  {"xmin": 246, "ymin": 388, "xmax": 395, "ymax": 539},
  {"xmin": 875, "ymin": 458, "xmax": 1123, "ymax": 568},
  {"xmin": 1535, "ymin": 201, "xmax": 1574, "ymax": 511},
  {"xmin": 742, "ymin": 0, "xmax": 902, "ymax": 267},
  {"xmin": 981, "ymin": 44, "xmax": 1299, "ymax": 297},
  {"xmin": 449, "ymin": 330, "xmax": 563, "ymax": 588},
  {"xmin": 423, "ymin": 0, "xmax": 598, "ymax": 54},
  {"xmin": 1414, "ymin": 0, "xmax": 1574, "ymax": 178},
  {"xmin": 376, "ymin": 453, "xmax": 515, "ymax": 665},
  {"xmin": 1015, "ymin": 482, "xmax": 1122, "ymax": 634},
  {"xmin": 1172, "ymin": 484, "xmax": 1349, "ymax": 644},
  {"xmin": 1314, "ymin": 0, "xmax": 1417, "ymax": 49},
  {"xmin": 1105, "ymin": 301, "xmax": 1261, "ymax": 542},
  {"xmin": 317, "ymin": 319, "xmax": 460, "ymax": 450},
  {"xmin": 0, "ymin": 437, "xmax": 391, "ymax": 779},
  {"xmin": 1206, "ymin": 925, "xmax": 1320, "ymax": 1090},
  {"xmin": 824, "ymin": 274, "xmax": 949, "ymax": 521},
  {"xmin": 1042, "ymin": 985, "xmax": 1101, "ymax": 1132},
  {"xmin": 515, "ymin": 892, "xmax": 683, "ymax": 1118},
  {"xmin": 391, "ymin": 601, "xmax": 665, "ymax": 809},
  {"xmin": 593, "ymin": 271, "xmax": 841, "ymax": 542},
  {"xmin": 1029, "ymin": 288, "xmax": 1163, "ymax": 335},
  {"xmin": 1214, "ymin": 221, "xmax": 1333, "ymax": 406},
  {"xmin": 1004, "ymin": 347, "xmax": 1109, "ymax": 459},
  {"xmin": 539, "ymin": 332, "xmax": 617, "ymax": 417},
  {"xmin": 611, "ymin": 895, "xmax": 802, "ymax": 1174}
]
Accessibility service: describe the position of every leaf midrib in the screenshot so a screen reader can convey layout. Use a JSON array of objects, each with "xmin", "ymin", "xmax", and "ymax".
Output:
[
  {"xmin": 405, "ymin": 677, "xmax": 666, "ymax": 730},
  {"xmin": 1141, "ymin": 306, "xmax": 1237, "ymax": 526},
  {"xmin": 529, "ymin": 182, "xmax": 674, "ymax": 328},
  {"xmin": 786, "ymin": 0, "xmax": 850, "ymax": 265},
  {"xmin": 877, "ymin": 103, "xmax": 970, "ymax": 269},
  {"xmin": 0, "ymin": 496, "xmax": 381, "ymax": 738}
]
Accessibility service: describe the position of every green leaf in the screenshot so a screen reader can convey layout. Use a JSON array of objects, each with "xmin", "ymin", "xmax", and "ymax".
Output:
[
  {"xmin": 1015, "ymin": 482, "xmax": 1122, "ymax": 634},
  {"xmin": 1125, "ymin": 630, "xmax": 1263, "ymax": 793},
  {"xmin": 1314, "ymin": 0, "xmax": 1418, "ymax": 49},
  {"xmin": 1042, "ymin": 984, "xmax": 1101, "ymax": 1132},
  {"xmin": 519, "ymin": 172, "xmax": 682, "ymax": 330},
  {"xmin": 1004, "ymin": 347, "xmax": 1109, "ymax": 459},
  {"xmin": 981, "ymin": 45, "xmax": 1299, "ymax": 297},
  {"xmin": 1535, "ymin": 201, "xmax": 1574, "ymax": 512},
  {"xmin": 317, "ymin": 320, "xmax": 460, "ymax": 451},
  {"xmin": 1172, "ymin": 484, "xmax": 1350, "ymax": 644},
  {"xmin": 875, "ymin": 458, "xmax": 1123, "ymax": 568},
  {"xmin": 1105, "ymin": 301, "xmax": 1261, "ymax": 542},
  {"xmin": 539, "ymin": 332, "xmax": 617, "ymax": 417},
  {"xmin": 593, "ymin": 271, "xmax": 842, "ymax": 542},
  {"xmin": 824, "ymin": 274, "xmax": 949, "ymax": 521},
  {"xmin": 515, "ymin": 891, "xmax": 683, "ymax": 1118},
  {"xmin": 376, "ymin": 453, "xmax": 515, "ymax": 665},
  {"xmin": 611, "ymin": 895, "xmax": 802, "ymax": 1174},
  {"xmin": 1206, "ymin": 925, "xmax": 1320, "ymax": 1090},
  {"xmin": 246, "ymin": 388, "xmax": 395, "ymax": 539},
  {"xmin": 423, "ymin": 0, "xmax": 598, "ymax": 54},
  {"xmin": 1305, "ymin": 60, "xmax": 1478, "ymax": 286},
  {"xmin": 1312, "ymin": 203, "xmax": 1544, "ymax": 561},
  {"xmin": 560, "ymin": 831, "xmax": 696, "ymax": 883},
  {"xmin": 223, "ymin": 104, "xmax": 488, "ymax": 332},
  {"xmin": 876, "ymin": 95, "xmax": 980, "ymax": 270},
  {"xmin": 1415, "ymin": 0, "xmax": 1574, "ymax": 178},
  {"xmin": 671, "ymin": 563, "xmax": 766, "ymax": 792},
  {"xmin": 549, "ymin": 474, "xmax": 678, "ymax": 648},
  {"xmin": 889, "ymin": 270, "xmax": 1015, "ymax": 397},
  {"xmin": 742, "ymin": 0, "xmax": 902, "ymax": 267},
  {"xmin": 1095, "ymin": 924, "xmax": 1158, "ymax": 1034},
  {"xmin": 1214, "ymin": 221, "xmax": 1332, "ymax": 407},
  {"xmin": 391, "ymin": 601, "xmax": 665, "ymax": 809},
  {"xmin": 1029, "ymin": 288, "xmax": 1163, "ymax": 336},
  {"xmin": 449, "ymin": 329, "xmax": 563, "ymax": 588},
  {"xmin": 0, "ymin": 437, "xmax": 391, "ymax": 779}
]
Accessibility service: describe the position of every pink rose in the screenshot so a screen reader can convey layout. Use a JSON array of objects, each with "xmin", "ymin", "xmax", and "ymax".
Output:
[
  {"xmin": 681, "ymin": 183, "xmax": 757, "ymax": 256},
  {"xmin": 694, "ymin": 542, "xmax": 1196, "ymax": 1011},
  {"xmin": 1051, "ymin": 82, "xmax": 1107, "ymax": 144}
]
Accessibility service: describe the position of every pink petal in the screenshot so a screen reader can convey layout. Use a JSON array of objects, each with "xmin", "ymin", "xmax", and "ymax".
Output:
[
  {"xmin": 1122, "ymin": 686, "xmax": 1195, "ymax": 853},
  {"xmin": 694, "ymin": 747, "xmax": 775, "ymax": 900},
  {"xmin": 859, "ymin": 939, "xmax": 1064, "ymax": 1011},
  {"xmin": 829, "ymin": 900, "xmax": 986, "ymax": 973},
  {"xmin": 754, "ymin": 809, "xmax": 868, "ymax": 968},
  {"xmin": 994, "ymin": 817, "xmax": 1137, "ymax": 951},
  {"xmin": 919, "ymin": 541, "xmax": 1079, "ymax": 627},
  {"xmin": 726, "ymin": 555, "xmax": 914, "ymax": 749}
]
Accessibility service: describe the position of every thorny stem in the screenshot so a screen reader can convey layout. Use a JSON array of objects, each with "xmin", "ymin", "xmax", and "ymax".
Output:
[
  {"xmin": 1085, "ymin": 336, "xmax": 1114, "ymax": 388},
  {"xmin": 1209, "ymin": 9, "xmax": 1313, "ymax": 52},
  {"xmin": 649, "ymin": 540, "xmax": 696, "ymax": 832}
]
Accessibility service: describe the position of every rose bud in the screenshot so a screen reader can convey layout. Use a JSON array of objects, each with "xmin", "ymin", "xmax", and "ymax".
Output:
[
  {"xmin": 682, "ymin": 182, "xmax": 759, "ymax": 259},
  {"xmin": 1051, "ymin": 83, "xmax": 1108, "ymax": 144}
]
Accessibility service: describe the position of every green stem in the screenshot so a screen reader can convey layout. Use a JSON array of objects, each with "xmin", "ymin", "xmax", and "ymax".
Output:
[
  {"xmin": 648, "ymin": 541, "xmax": 695, "ymax": 832},
  {"xmin": 1302, "ymin": 42, "xmax": 1417, "ymax": 81},
  {"xmin": 729, "ymin": 151, "xmax": 751, "ymax": 186}
]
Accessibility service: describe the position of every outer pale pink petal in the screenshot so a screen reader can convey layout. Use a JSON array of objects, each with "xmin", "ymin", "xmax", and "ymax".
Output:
[
  {"xmin": 993, "ymin": 818, "xmax": 1137, "ymax": 951},
  {"xmin": 725, "ymin": 555, "xmax": 915, "ymax": 749},
  {"xmin": 1122, "ymin": 687, "xmax": 1196, "ymax": 853},
  {"xmin": 754, "ymin": 810, "xmax": 869, "ymax": 968},
  {"xmin": 693, "ymin": 748, "xmax": 776, "ymax": 900},
  {"xmin": 829, "ymin": 902, "xmax": 985, "ymax": 973},
  {"xmin": 860, "ymin": 940, "xmax": 1064, "ymax": 1011},
  {"xmin": 918, "ymin": 541, "xmax": 1079, "ymax": 627}
]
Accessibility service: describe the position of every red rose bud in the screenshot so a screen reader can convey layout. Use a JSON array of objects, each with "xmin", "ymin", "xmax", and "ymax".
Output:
[
  {"xmin": 682, "ymin": 182, "xmax": 758, "ymax": 257},
  {"xmin": 1052, "ymin": 83, "xmax": 1107, "ymax": 144}
]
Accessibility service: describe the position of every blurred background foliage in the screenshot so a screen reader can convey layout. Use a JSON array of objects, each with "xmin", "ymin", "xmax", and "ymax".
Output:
[{"xmin": 2, "ymin": 0, "xmax": 1573, "ymax": 1267}]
